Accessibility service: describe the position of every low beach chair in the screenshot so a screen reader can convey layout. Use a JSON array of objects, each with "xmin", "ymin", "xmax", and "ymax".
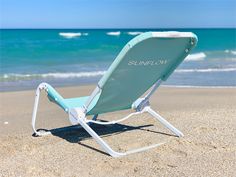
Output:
[{"xmin": 32, "ymin": 31, "xmax": 197, "ymax": 157}]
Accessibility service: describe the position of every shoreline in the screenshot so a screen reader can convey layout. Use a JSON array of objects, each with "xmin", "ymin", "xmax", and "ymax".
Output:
[
  {"xmin": 1, "ymin": 82, "xmax": 236, "ymax": 93},
  {"xmin": 162, "ymin": 85, "xmax": 236, "ymax": 88}
]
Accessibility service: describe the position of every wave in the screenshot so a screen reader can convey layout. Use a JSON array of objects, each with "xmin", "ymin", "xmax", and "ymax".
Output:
[
  {"xmin": 2, "ymin": 67, "xmax": 235, "ymax": 81},
  {"xmin": 41, "ymin": 71, "xmax": 105, "ymax": 78},
  {"xmin": 82, "ymin": 33, "xmax": 89, "ymax": 36},
  {"xmin": 185, "ymin": 52, "xmax": 206, "ymax": 61},
  {"xmin": 175, "ymin": 68, "xmax": 236, "ymax": 73},
  {"xmin": 59, "ymin": 32, "xmax": 82, "ymax": 38},
  {"xmin": 59, "ymin": 32, "xmax": 89, "ymax": 38},
  {"xmin": 1, "ymin": 71, "xmax": 106, "ymax": 80},
  {"xmin": 224, "ymin": 50, "xmax": 236, "ymax": 55},
  {"xmin": 106, "ymin": 31, "xmax": 121, "ymax": 36},
  {"xmin": 127, "ymin": 31, "xmax": 143, "ymax": 35}
]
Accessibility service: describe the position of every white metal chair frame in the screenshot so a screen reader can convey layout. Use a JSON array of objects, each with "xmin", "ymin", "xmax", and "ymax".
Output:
[{"xmin": 32, "ymin": 79, "xmax": 183, "ymax": 157}]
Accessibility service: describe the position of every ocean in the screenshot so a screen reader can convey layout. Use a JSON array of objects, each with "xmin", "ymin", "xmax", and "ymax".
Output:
[{"xmin": 0, "ymin": 29, "xmax": 236, "ymax": 91}]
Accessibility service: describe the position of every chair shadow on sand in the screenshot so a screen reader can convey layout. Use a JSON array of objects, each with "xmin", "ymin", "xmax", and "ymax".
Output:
[{"xmin": 33, "ymin": 119, "xmax": 177, "ymax": 156}]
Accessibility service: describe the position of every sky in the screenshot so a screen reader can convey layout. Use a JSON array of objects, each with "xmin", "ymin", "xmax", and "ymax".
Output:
[{"xmin": 0, "ymin": 0, "xmax": 236, "ymax": 29}]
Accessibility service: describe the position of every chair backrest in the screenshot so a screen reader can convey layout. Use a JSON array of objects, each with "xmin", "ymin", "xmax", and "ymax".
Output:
[{"xmin": 88, "ymin": 32, "xmax": 197, "ymax": 115}]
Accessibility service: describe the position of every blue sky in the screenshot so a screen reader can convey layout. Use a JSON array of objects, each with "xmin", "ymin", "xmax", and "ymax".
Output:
[{"xmin": 0, "ymin": 0, "xmax": 235, "ymax": 28}]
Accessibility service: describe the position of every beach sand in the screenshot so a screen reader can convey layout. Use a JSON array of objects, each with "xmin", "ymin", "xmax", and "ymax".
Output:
[{"xmin": 0, "ymin": 85, "xmax": 235, "ymax": 177}]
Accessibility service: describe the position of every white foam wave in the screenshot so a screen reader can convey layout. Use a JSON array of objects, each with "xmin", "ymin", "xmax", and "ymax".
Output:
[
  {"xmin": 224, "ymin": 50, "xmax": 236, "ymax": 55},
  {"xmin": 3, "ymin": 73, "xmax": 32, "ymax": 78},
  {"xmin": 127, "ymin": 31, "xmax": 143, "ymax": 35},
  {"xmin": 225, "ymin": 50, "xmax": 230, "ymax": 53},
  {"xmin": 59, "ymin": 32, "xmax": 82, "ymax": 38},
  {"xmin": 41, "ymin": 71, "xmax": 106, "ymax": 78},
  {"xmin": 231, "ymin": 50, "xmax": 236, "ymax": 55},
  {"xmin": 59, "ymin": 32, "xmax": 89, "ymax": 38},
  {"xmin": 107, "ymin": 31, "xmax": 121, "ymax": 36},
  {"xmin": 2, "ymin": 71, "xmax": 106, "ymax": 80},
  {"xmin": 185, "ymin": 52, "xmax": 206, "ymax": 61},
  {"xmin": 175, "ymin": 68, "xmax": 236, "ymax": 73}
]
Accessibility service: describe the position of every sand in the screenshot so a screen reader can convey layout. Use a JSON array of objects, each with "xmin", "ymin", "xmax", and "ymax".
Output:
[{"xmin": 0, "ymin": 85, "xmax": 235, "ymax": 177}]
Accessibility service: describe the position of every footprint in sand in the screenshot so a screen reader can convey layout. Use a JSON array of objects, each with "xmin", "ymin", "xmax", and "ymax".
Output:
[
  {"xmin": 195, "ymin": 126, "xmax": 217, "ymax": 133},
  {"xmin": 172, "ymin": 149, "xmax": 188, "ymax": 157}
]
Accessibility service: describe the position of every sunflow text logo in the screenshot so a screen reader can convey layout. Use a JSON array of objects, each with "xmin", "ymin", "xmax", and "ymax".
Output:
[{"xmin": 128, "ymin": 59, "xmax": 168, "ymax": 66}]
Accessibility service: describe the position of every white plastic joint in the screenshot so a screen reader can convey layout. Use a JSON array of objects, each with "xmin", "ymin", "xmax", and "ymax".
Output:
[
  {"xmin": 38, "ymin": 82, "xmax": 48, "ymax": 91},
  {"xmin": 69, "ymin": 107, "xmax": 86, "ymax": 125},
  {"xmin": 132, "ymin": 98, "xmax": 150, "ymax": 112}
]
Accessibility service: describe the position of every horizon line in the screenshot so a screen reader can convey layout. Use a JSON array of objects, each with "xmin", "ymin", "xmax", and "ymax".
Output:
[{"xmin": 1, "ymin": 27, "xmax": 236, "ymax": 30}]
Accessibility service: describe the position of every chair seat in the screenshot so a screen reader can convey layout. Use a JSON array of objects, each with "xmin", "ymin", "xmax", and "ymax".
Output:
[
  {"xmin": 46, "ymin": 84, "xmax": 90, "ymax": 112},
  {"xmin": 63, "ymin": 96, "xmax": 89, "ymax": 109},
  {"xmin": 46, "ymin": 83, "xmax": 100, "ymax": 114}
]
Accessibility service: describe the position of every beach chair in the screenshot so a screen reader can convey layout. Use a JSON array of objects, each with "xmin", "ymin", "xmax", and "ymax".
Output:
[{"xmin": 32, "ymin": 31, "xmax": 197, "ymax": 157}]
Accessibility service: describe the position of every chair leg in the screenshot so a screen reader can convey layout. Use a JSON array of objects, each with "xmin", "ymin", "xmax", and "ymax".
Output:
[
  {"xmin": 145, "ymin": 106, "xmax": 184, "ymax": 137},
  {"xmin": 77, "ymin": 117, "xmax": 126, "ymax": 157},
  {"xmin": 67, "ymin": 107, "xmax": 166, "ymax": 158},
  {"xmin": 92, "ymin": 114, "xmax": 98, "ymax": 121},
  {"xmin": 77, "ymin": 116, "xmax": 165, "ymax": 157},
  {"xmin": 32, "ymin": 83, "xmax": 51, "ymax": 136}
]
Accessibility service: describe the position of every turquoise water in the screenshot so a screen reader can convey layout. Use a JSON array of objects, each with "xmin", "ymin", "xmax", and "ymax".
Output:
[{"xmin": 0, "ymin": 29, "xmax": 236, "ymax": 91}]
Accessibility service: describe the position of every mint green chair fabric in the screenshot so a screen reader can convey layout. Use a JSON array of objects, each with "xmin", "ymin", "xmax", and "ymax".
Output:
[
  {"xmin": 88, "ymin": 32, "xmax": 197, "ymax": 115},
  {"xmin": 46, "ymin": 83, "xmax": 88, "ymax": 112},
  {"xmin": 46, "ymin": 84, "xmax": 98, "ymax": 114}
]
